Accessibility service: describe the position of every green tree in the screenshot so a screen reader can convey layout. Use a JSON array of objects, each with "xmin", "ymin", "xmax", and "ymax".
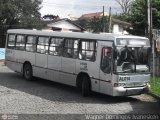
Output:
[
  {"xmin": 77, "ymin": 19, "xmax": 90, "ymax": 31},
  {"xmin": 129, "ymin": 0, "xmax": 147, "ymax": 36},
  {"xmin": 0, "ymin": 0, "xmax": 42, "ymax": 28},
  {"xmin": 152, "ymin": 0, "xmax": 160, "ymax": 29},
  {"xmin": 0, "ymin": 0, "xmax": 42, "ymax": 47},
  {"xmin": 78, "ymin": 16, "xmax": 109, "ymax": 33},
  {"xmin": 127, "ymin": 0, "xmax": 160, "ymax": 36},
  {"xmin": 89, "ymin": 16, "xmax": 103, "ymax": 32}
]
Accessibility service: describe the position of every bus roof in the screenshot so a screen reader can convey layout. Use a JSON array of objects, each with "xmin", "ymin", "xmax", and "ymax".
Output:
[{"xmin": 7, "ymin": 29, "xmax": 148, "ymax": 41}]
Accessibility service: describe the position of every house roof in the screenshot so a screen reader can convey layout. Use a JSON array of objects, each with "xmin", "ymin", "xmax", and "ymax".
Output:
[
  {"xmin": 112, "ymin": 18, "xmax": 131, "ymax": 27},
  {"xmin": 79, "ymin": 12, "xmax": 109, "ymax": 21},
  {"xmin": 46, "ymin": 18, "xmax": 86, "ymax": 32},
  {"xmin": 79, "ymin": 12, "xmax": 131, "ymax": 27},
  {"xmin": 79, "ymin": 12, "xmax": 102, "ymax": 20}
]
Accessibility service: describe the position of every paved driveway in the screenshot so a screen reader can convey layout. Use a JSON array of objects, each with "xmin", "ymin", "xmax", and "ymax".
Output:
[{"xmin": 0, "ymin": 65, "xmax": 159, "ymax": 119}]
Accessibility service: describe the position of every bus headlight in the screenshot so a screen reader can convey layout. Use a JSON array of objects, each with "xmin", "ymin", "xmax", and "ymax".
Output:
[{"xmin": 114, "ymin": 83, "xmax": 126, "ymax": 87}]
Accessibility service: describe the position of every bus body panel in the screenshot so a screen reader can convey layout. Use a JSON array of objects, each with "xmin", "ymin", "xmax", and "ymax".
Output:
[
  {"xmin": 60, "ymin": 57, "xmax": 77, "ymax": 86},
  {"xmin": 110, "ymin": 74, "xmax": 150, "ymax": 96},
  {"xmin": 6, "ymin": 50, "xmax": 36, "ymax": 73},
  {"xmin": 13, "ymin": 50, "xmax": 24, "ymax": 73},
  {"xmin": 47, "ymin": 55, "xmax": 61, "ymax": 82},
  {"xmin": 99, "ymin": 81, "xmax": 113, "ymax": 96},
  {"xmin": 117, "ymin": 74, "xmax": 150, "ymax": 87},
  {"xmin": 90, "ymin": 78, "xmax": 100, "ymax": 93},
  {"xmin": 5, "ymin": 49, "xmax": 16, "ymax": 71},
  {"xmin": 34, "ymin": 53, "xmax": 48, "ymax": 79},
  {"xmin": 76, "ymin": 59, "xmax": 100, "ymax": 92}
]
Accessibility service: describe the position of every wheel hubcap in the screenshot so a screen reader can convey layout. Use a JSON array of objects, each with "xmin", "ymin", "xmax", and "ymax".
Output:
[{"xmin": 26, "ymin": 69, "xmax": 30, "ymax": 77}]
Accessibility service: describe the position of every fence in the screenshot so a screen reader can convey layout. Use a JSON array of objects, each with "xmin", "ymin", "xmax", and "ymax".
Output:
[{"xmin": 152, "ymin": 29, "xmax": 160, "ymax": 76}]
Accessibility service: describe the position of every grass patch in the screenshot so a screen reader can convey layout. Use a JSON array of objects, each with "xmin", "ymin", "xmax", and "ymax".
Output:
[{"xmin": 150, "ymin": 77, "xmax": 160, "ymax": 96}]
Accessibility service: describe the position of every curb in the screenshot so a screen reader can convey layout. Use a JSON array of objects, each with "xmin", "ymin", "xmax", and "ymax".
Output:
[{"xmin": 148, "ymin": 92, "xmax": 160, "ymax": 101}]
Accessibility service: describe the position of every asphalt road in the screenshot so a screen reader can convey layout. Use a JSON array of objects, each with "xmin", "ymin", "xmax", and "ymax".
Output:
[{"xmin": 0, "ymin": 64, "xmax": 160, "ymax": 120}]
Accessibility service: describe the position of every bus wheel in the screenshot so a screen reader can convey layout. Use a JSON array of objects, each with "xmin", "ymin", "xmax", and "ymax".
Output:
[
  {"xmin": 23, "ymin": 63, "xmax": 33, "ymax": 81},
  {"xmin": 82, "ymin": 76, "xmax": 90, "ymax": 97}
]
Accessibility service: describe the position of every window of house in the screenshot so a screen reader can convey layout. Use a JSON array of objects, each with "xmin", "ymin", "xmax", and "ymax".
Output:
[
  {"xmin": 15, "ymin": 35, "xmax": 25, "ymax": 50},
  {"xmin": 26, "ymin": 36, "xmax": 37, "ymax": 52},
  {"xmin": 63, "ymin": 39, "xmax": 78, "ymax": 59},
  {"xmin": 79, "ymin": 40, "xmax": 97, "ymax": 61},
  {"xmin": 37, "ymin": 37, "xmax": 49, "ymax": 54},
  {"xmin": 7, "ymin": 34, "xmax": 16, "ymax": 49},
  {"xmin": 49, "ymin": 38, "xmax": 63, "ymax": 56}
]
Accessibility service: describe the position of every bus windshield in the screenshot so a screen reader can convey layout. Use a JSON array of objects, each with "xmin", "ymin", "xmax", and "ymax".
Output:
[{"xmin": 113, "ymin": 46, "xmax": 150, "ymax": 74}]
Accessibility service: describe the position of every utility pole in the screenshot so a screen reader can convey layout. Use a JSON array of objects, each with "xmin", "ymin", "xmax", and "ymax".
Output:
[
  {"xmin": 108, "ymin": 7, "xmax": 112, "ymax": 33},
  {"xmin": 103, "ymin": 6, "xmax": 105, "ymax": 32},
  {"xmin": 145, "ymin": 0, "xmax": 148, "ymax": 37},
  {"xmin": 147, "ymin": 0, "xmax": 155, "ymax": 78},
  {"xmin": 148, "ymin": 0, "xmax": 152, "ymax": 42}
]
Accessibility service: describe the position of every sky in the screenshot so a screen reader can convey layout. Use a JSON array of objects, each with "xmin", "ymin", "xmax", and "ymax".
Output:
[{"xmin": 40, "ymin": 0, "xmax": 121, "ymax": 18}]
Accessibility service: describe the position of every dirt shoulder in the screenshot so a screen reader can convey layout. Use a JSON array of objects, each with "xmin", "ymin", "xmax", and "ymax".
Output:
[{"xmin": 0, "ymin": 60, "xmax": 4, "ymax": 65}]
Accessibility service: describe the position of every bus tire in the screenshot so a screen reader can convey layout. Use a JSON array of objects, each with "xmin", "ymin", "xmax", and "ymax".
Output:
[
  {"xmin": 23, "ymin": 63, "xmax": 33, "ymax": 81},
  {"xmin": 82, "ymin": 76, "xmax": 90, "ymax": 97}
]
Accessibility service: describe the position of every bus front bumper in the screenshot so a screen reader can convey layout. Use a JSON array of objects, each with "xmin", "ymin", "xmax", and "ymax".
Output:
[{"xmin": 112, "ymin": 85, "xmax": 150, "ymax": 96}]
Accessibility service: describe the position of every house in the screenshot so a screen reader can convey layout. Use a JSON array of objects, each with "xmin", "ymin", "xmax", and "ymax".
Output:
[
  {"xmin": 111, "ymin": 18, "xmax": 132, "ymax": 34},
  {"xmin": 79, "ymin": 12, "xmax": 109, "ymax": 21},
  {"xmin": 79, "ymin": 12, "xmax": 132, "ymax": 34},
  {"xmin": 43, "ymin": 18, "xmax": 86, "ymax": 32}
]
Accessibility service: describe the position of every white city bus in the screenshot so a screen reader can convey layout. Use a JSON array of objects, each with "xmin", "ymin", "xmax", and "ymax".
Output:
[{"xmin": 5, "ymin": 29, "xmax": 151, "ymax": 96}]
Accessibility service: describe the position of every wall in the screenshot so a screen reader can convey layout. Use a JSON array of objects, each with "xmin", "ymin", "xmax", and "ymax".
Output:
[{"xmin": 112, "ymin": 24, "xmax": 129, "ymax": 35}]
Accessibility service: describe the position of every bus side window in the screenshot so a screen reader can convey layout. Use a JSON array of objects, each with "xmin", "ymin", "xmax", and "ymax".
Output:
[
  {"xmin": 101, "ymin": 47, "xmax": 111, "ymax": 73},
  {"xmin": 49, "ymin": 37, "xmax": 63, "ymax": 56},
  {"xmin": 26, "ymin": 36, "xmax": 37, "ymax": 52},
  {"xmin": 37, "ymin": 37, "xmax": 49, "ymax": 54},
  {"xmin": 7, "ymin": 34, "xmax": 16, "ymax": 49},
  {"xmin": 79, "ymin": 40, "xmax": 97, "ymax": 61},
  {"xmin": 15, "ymin": 35, "xmax": 25, "ymax": 50},
  {"xmin": 63, "ymin": 39, "xmax": 78, "ymax": 59}
]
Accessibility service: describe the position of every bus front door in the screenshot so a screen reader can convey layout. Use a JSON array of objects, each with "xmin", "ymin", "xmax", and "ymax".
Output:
[{"xmin": 99, "ymin": 47, "xmax": 112, "ymax": 95}]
